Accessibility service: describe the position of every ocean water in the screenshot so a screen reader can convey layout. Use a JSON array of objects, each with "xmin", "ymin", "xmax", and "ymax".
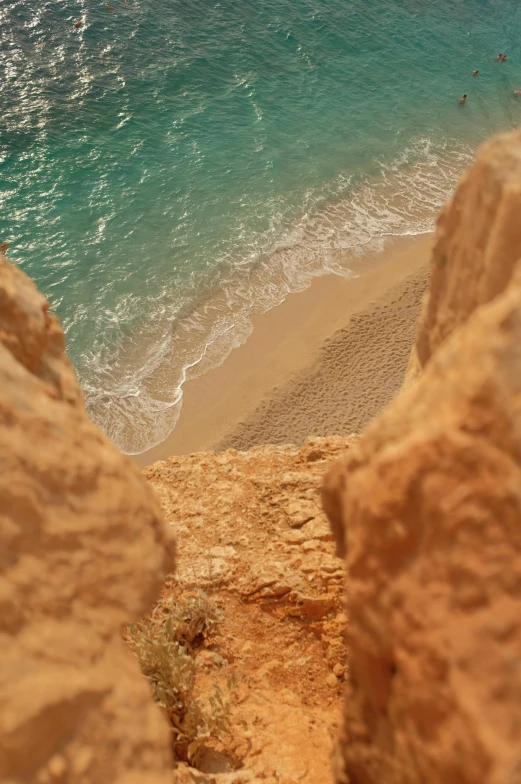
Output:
[{"xmin": 2, "ymin": 0, "xmax": 521, "ymax": 453}]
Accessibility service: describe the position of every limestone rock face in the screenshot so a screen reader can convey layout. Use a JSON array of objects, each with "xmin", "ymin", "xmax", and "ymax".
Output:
[
  {"xmin": 323, "ymin": 256, "xmax": 521, "ymax": 784},
  {"xmin": 0, "ymin": 256, "xmax": 175, "ymax": 783},
  {"xmin": 417, "ymin": 127, "xmax": 521, "ymax": 366}
]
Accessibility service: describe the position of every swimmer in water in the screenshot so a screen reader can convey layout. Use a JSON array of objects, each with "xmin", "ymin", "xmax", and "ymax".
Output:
[
  {"xmin": 502, "ymin": 54, "xmax": 508, "ymax": 61},
  {"xmin": 514, "ymin": 90, "xmax": 521, "ymax": 95},
  {"xmin": 459, "ymin": 94, "xmax": 467, "ymax": 104},
  {"xmin": 472, "ymin": 70, "xmax": 479, "ymax": 76}
]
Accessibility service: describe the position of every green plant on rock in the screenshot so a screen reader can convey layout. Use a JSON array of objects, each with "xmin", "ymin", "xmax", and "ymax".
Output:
[{"xmin": 126, "ymin": 589, "xmax": 229, "ymax": 766}]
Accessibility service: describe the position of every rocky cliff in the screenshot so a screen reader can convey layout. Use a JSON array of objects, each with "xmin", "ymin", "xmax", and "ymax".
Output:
[
  {"xmin": 3, "ymin": 124, "xmax": 521, "ymax": 784},
  {"xmin": 0, "ymin": 255, "xmax": 175, "ymax": 783},
  {"xmin": 416, "ymin": 127, "xmax": 521, "ymax": 366},
  {"xmin": 323, "ymin": 127, "xmax": 521, "ymax": 784}
]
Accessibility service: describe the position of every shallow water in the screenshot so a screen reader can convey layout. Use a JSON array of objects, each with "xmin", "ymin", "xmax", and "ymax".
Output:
[{"xmin": 2, "ymin": 0, "xmax": 521, "ymax": 452}]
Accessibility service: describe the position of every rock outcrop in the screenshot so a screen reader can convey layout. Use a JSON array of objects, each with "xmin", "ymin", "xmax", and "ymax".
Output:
[
  {"xmin": 145, "ymin": 437, "xmax": 352, "ymax": 783},
  {"xmin": 0, "ymin": 256, "xmax": 175, "ymax": 783},
  {"xmin": 417, "ymin": 127, "xmax": 521, "ymax": 366},
  {"xmin": 323, "ymin": 134, "xmax": 521, "ymax": 784}
]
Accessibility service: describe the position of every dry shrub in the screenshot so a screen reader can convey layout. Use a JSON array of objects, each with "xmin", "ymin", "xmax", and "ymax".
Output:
[{"xmin": 126, "ymin": 589, "xmax": 229, "ymax": 766}]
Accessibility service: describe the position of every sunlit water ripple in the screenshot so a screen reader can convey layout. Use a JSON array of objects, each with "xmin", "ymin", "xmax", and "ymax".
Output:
[{"xmin": 2, "ymin": 0, "xmax": 521, "ymax": 452}]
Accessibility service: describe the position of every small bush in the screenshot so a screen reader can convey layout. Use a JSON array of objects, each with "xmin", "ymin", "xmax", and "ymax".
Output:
[
  {"xmin": 126, "ymin": 589, "xmax": 229, "ymax": 766},
  {"xmin": 167, "ymin": 589, "xmax": 223, "ymax": 646}
]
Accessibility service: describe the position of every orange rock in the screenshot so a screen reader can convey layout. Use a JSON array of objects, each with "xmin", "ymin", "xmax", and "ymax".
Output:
[
  {"xmin": 323, "ymin": 248, "xmax": 521, "ymax": 780},
  {"xmin": 0, "ymin": 255, "xmax": 175, "ymax": 782},
  {"xmin": 298, "ymin": 596, "xmax": 335, "ymax": 622},
  {"xmin": 417, "ymin": 126, "xmax": 521, "ymax": 367}
]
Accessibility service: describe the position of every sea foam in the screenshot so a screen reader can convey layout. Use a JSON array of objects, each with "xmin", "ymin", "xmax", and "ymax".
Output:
[
  {"xmin": 84, "ymin": 138, "xmax": 473, "ymax": 454},
  {"xmin": 3, "ymin": 0, "xmax": 521, "ymax": 453}
]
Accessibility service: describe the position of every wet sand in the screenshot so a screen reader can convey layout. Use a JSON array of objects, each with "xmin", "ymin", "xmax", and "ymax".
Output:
[{"xmin": 135, "ymin": 232, "xmax": 432, "ymax": 467}]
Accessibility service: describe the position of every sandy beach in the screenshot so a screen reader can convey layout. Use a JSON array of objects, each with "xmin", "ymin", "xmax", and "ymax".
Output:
[{"xmin": 135, "ymin": 232, "xmax": 433, "ymax": 467}]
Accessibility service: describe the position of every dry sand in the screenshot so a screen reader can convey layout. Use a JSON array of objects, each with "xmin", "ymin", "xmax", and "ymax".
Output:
[{"xmin": 135, "ymin": 232, "xmax": 433, "ymax": 467}]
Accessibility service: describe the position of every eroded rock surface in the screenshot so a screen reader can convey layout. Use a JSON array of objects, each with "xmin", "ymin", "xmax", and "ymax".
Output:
[
  {"xmin": 417, "ymin": 126, "xmax": 521, "ymax": 366},
  {"xmin": 145, "ymin": 437, "xmax": 354, "ymax": 783},
  {"xmin": 0, "ymin": 256, "xmax": 175, "ymax": 783},
  {"xmin": 323, "ymin": 257, "xmax": 521, "ymax": 783}
]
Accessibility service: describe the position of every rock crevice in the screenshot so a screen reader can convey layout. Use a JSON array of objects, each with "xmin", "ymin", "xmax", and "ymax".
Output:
[
  {"xmin": 4, "ymin": 124, "xmax": 521, "ymax": 784},
  {"xmin": 0, "ymin": 255, "xmax": 175, "ymax": 784}
]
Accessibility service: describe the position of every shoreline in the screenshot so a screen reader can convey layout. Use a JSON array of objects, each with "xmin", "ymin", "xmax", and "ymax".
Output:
[
  {"xmin": 93, "ymin": 142, "xmax": 468, "ymax": 458},
  {"xmin": 134, "ymin": 232, "xmax": 433, "ymax": 468}
]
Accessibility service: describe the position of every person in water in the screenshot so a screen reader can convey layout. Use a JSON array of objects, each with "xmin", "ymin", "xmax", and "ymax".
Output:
[
  {"xmin": 472, "ymin": 69, "xmax": 479, "ymax": 76},
  {"xmin": 514, "ymin": 90, "xmax": 521, "ymax": 96},
  {"xmin": 459, "ymin": 94, "xmax": 467, "ymax": 104},
  {"xmin": 502, "ymin": 54, "xmax": 508, "ymax": 61}
]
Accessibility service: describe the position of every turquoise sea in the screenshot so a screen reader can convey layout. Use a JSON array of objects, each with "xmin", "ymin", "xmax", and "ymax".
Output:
[{"xmin": 2, "ymin": 0, "xmax": 521, "ymax": 453}]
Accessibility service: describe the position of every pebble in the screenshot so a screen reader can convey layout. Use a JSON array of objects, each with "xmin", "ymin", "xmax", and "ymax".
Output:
[
  {"xmin": 333, "ymin": 663, "xmax": 345, "ymax": 678},
  {"xmin": 326, "ymin": 672, "xmax": 338, "ymax": 687}
]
